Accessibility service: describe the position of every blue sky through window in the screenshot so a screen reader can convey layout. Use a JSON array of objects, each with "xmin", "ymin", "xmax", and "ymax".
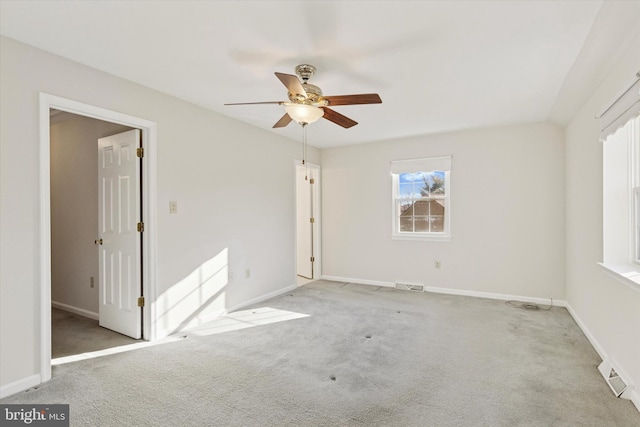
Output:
[{"xmin": 398, "ymin": 171, "xmax": 445, "ymax": 198}]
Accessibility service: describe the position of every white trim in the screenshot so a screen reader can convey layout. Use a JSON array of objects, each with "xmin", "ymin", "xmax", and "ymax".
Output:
[
  {"xmin": 391, "ymin": 167, "xmax": 452, "ymax": 239},
  {"xmin": 51, "ymin": 301, "xmax": 98, "ymax": 321},
  {"xmin": 566, "ymin": 303, "xmax": 640, "ymax": 412},
  {"xmin": 38, "ymin": 93, "xmax": 158, "ymax": 391},
  {"xmin": 225, "ymin": 284, "xmax": 298, "ymax": 313},
  {"xmin": 320, "ymin": 275, "xmax": 395, "ymax": 288},
  {"xmin": 598, "ymin": 262, "xmax": 640, "ymax": 293},
  {"xmin": 391, "ymin": 233, "xmax": 453, "ymax": 242},
  {"xmin": 565, "ymin": 304, "xmax": 607, "ymax": 362},
  {"xmin": 293, "ymin": 160, "xmax": 321, "ymax": 282},
  {"xmin": 390, "ymin": 155, "xmax": 452, "ymax": 174},
  {"xmin": 320, "ymin": 275, "xmax": 564, "ymax": 306},
  {"xmin": 423, "ymin": 285, "xmax": 564, "ymax": 307},
  {"xmin": 0, "ymin": 374, "xmax": 41, "ymax": 399}
]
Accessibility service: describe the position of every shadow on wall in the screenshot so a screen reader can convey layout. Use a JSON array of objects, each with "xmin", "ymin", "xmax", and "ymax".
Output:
[{"xmin": 157, "ymin": 248, "xmax": 230, "ymax": 335}]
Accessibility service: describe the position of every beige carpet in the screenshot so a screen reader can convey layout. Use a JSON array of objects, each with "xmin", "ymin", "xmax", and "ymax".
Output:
[
  {"xmin": 3, "ymin": 280, "xmax": 639, "ymax": 426},
  {"xmin": 52, "ymin": 308, "xmax": 139, "ymax": 358}
]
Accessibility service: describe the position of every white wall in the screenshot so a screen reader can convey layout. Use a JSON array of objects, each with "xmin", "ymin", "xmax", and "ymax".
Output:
[
  {"xmin": 564, "ymin": 29, "xmax": 640, "ymax": 408},
  {"xmin": 320, "ymin": 122, "xmax": 566, "ymax": 300},
  {"xmin": 50, "ymin": 113, "xmax": 132, "ymax": 316},
  {"xmin": 0, "ymin": 36, "xmax": 319, "ymax": 393}
]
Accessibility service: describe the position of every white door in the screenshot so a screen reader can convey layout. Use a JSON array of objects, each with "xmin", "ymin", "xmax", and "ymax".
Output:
[
  {"xmin": 98, "ymin": 129, "xmax": 142, "ymax": 338},
  {"xmin": 296, "ymin": 165, "xmax": 315, "ymax": 279}
]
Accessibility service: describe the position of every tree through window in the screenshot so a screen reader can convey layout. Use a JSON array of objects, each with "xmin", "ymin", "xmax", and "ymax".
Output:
[{"xmin": 391, "ymin": 157, "xmax": 451, "ymax": 240}]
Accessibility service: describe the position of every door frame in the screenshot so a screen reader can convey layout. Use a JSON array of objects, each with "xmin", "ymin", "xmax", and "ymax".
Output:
[
  {"xmin": 294, "ymin": 160, "xmax": 321, "ymax": 282},
  {"xmin": 39, "ymin": 93, "xmax": 158, "ymax": 383}
]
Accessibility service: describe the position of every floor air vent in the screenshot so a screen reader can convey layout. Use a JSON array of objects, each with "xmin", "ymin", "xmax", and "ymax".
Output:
[
  {"xmin": 395, "ymin": 282, "xmax": 424, "ymax": 292},
  {"xmin": 598, "ymin": 360, "xmax": 630, "ymax": 398}
]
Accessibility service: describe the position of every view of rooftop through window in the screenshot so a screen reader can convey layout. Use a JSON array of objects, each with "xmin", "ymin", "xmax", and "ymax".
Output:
[{"xmin": 397, "ymin": 171, "xmax": 446, "ymax": 233}]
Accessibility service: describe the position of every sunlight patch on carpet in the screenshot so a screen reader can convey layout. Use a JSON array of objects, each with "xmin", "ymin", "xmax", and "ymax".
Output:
[
  {"xmin": 187, "ymin": 307, "xmax": 310, "ymax": 337},
  {"xmin": 51, "ymin": 335, "xmax": 186, "ymax": 366},
  {"xmin": 51, "ymin": 307, "xmax": 309, "ymax": 366}
]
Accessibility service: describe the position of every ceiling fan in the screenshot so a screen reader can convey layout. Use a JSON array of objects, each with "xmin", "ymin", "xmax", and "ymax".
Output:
[{"xmin": 225, "ymin": 64, "xmax": 382, "ymax": 129}]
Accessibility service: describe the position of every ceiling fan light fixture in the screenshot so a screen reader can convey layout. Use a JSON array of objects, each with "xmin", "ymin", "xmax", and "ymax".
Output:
[{"xmin": 285, "ymin": 104, "xmax": 324, "ymax": 125}]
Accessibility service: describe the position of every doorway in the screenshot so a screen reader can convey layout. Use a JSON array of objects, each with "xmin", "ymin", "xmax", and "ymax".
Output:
[
  {"xmin": 295, "ymin": 161, "xmax": 321, "ymax": 285},
  {"xmin": 50, "ymin": 111, "xmax": 140, "ymax": 353},
  {"xmin": 39, "ymin": 93, "xmax": 158, "ymax": 383}
]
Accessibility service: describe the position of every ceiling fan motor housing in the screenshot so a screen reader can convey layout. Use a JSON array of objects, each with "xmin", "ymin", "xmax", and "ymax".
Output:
[{"xmin": 295, "ymin": 64, "xmax": 316, "ymax": 81}]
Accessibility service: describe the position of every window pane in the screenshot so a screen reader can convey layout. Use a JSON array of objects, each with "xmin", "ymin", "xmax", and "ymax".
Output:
[
  {"xmin": 398, "ymin": 201, "xmax": 414, "ymax": 232},
  {"xmin": 393, "ymin": 165, "xmax": 449, "ymax": 237},
  {"xmin": 414, "ymin": 216, "xmax": 429, "ymax": 232},
  {"xmin": 399, "ymin": 182, "xmax": 417, "ymax": 198},
  {"xmin": 430, "ymin": 216, "xmax": 444, "ymax": 232},
  {"xmin": 399, "ymin": 217, "xmax": 413, "ymax": 232}
]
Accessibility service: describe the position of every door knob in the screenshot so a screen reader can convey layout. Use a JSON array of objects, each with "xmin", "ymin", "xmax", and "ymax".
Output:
[{"xmin": 94, "ymin": 238, "xmax": 103, "ymax": 245}]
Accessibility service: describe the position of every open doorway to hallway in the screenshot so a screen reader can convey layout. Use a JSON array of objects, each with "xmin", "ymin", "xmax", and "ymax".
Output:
[{"xmin": 49, "ymin": 109, "xmax": 140, "ymax": 358}]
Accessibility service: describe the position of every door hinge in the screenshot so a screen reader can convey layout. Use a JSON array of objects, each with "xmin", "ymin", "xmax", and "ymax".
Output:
[
  {"xmin": 310, "ymin": 178, "xmax": 315, "ymax": 184},
  {"xmin": 137, "ymin": 222, "xmax": 144, "ymax": 232},
  {"xmin": 310, "ymin": 217, "xmax": 315, "ymax": 223},
  {"xmin": 136, "ymin": 147, "xmax": 144, "ymax": 158},
  {"xmin": 137, "ymin": 296, "xmax": 145, "ymax": 307},
  {"xmin": 310, "ymin": 256, "xmax": 315, "ymax": 262}
]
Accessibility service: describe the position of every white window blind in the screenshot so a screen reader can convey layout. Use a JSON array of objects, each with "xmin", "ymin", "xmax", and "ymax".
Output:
[
  {"xmin": 599, "ymin": 71, "xmax": 640, "ymax": 142},
  {"xmin": 390, "ymin": 156, "xmax": 452, "ymax": 174}
]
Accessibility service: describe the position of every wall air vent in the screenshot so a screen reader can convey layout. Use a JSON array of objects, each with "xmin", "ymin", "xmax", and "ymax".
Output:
[
  {"xmin": 598, "ymin": 360, "xmax": 631, "ymax": 399},
  {"xmin": 395, "ymin": 282, "xmax": 424, "ymax": 292}
]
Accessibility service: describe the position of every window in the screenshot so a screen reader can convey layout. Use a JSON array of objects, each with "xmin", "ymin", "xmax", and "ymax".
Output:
[
  {"xmin": 600, "ymin": 74, "xmax": 640, "ymax": 287},
  {"xmin": 603, "ymin": 116, "xmax": 640, "ymax": 265},
  {"xmin": 391, "ymin": 156, "xmax": 451, "ymax": 240}
]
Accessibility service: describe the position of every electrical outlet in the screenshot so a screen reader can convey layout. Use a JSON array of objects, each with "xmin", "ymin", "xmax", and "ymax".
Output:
[
  {"xmin": 229, "ymin": 271, "xmax": 234, "ymax": 281},
  {"xmin": 245, "ymin": 269, "xmax": 251, "ymax": 279},
  {"xmin": 169, "ymin": 201, "xmax": 178, "ymax": 214},
  {"xmin": 90, "ymin": 276, "xmax": 95, "ymax": 288},
  {"xmin": 434, "ymin": 260, "xmax": 441, "ymax": 269}
]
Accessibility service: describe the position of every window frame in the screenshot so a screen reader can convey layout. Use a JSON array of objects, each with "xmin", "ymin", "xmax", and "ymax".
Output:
[
  {"xmin": 391, "ymin": 157, "xmax": 452, "ymax": 242},
  {"xmin": 601, "ymin": 114, "xmax": 640, "ymax": 290}
]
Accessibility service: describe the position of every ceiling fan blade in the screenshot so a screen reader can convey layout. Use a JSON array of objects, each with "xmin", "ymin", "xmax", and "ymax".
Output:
[
  {"xmin": 321, "ymin": 107, "xmax": 358, "ymax": 128},
  {"xmin": 275, "ymin": 72, "xmax": 307, "ymax": 98},
  {"xmin": 324, "ymin": 94, "xmax": 382, "ymax": 106},
  {"xmin": 224, "ymin": 101, "xmax": 284, "ymax": 105},
  {"xmin": 273, "ymin": 113, "xmax": 293, "ymax": 128}
]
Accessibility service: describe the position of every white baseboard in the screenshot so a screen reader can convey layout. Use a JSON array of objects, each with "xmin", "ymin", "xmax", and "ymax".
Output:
[
  {"xmin": 52, "ymin": 301, "xmax": 98, "ymax": 320},
  {"xmin": 424, "ymin": 285, "xmax": 566, "ymax": 307},
  {"xmin": 632, "ymin": 390, "xmax": 640, "ymax": 413},
  {"xmin": 0, "ymin": 374, "xmax": 41, "ymax": 399},
  {"xmin": 320, "ymin": 275, "xmax": 395, "ymax": 288},
  {"xmin": 566, "ymin": 303, "xmax": 640, "ymax": 413},
  {"xmin": 320, "ymin": 275, "xmax": 565, "ymax": 306},
  {"xmin": 564, "ymin": 303, "xmax": 606, "ymax": 360},
  {"xmin": 225, "ymin": 284, "xmax": 298, "ymax": 313}
]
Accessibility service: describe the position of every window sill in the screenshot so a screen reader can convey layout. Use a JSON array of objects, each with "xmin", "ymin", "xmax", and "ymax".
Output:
[
  {"xmin": 392, "ymin": 233, "xmax": 452, "ymax": 242},
  {"xmin": 598, "ymin": 262, "xmax": 640, "ymax": 293}
]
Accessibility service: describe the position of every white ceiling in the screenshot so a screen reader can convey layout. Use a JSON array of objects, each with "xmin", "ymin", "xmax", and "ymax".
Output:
[{"xmin": 1, "ymin": 1, "xmax": 636, "ymax": 149}]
